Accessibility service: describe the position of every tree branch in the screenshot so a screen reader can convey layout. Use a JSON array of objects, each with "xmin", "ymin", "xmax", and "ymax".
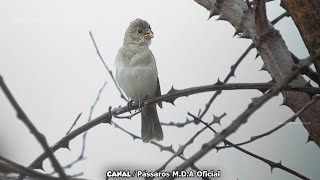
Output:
[
  {"xmin": 0, "ymin": 75, "xmax": 68, "ymax": 180},
  {"xmin": 185, "ymin": 113, "xmax": 310, "ymax": 180},
  {"xmin": 194, "ymin": 0, "xmax": 320, "ymax": 147},
  {"xmin": 217, "ymin": 95, "xmax": 320, "ymax": 149},
  {"xmin": 25, "ymin": 75, "xmax": 320, "ymax": 169},
  {"xmin": 89, "ymin": 31, "xmax": 128, "ymax": 102},
  {"xmin": 160, "ymin": 49, "xmax": 320, "ymax": 177},
  {"xmin": 156, "ymin": 113, "xmax": 226, "ymax": 172}
]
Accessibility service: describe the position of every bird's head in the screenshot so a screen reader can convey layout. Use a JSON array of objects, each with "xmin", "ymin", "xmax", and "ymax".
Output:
[{"xmin": 123, "ymin": 19, "xmax": 154, "ymax": 45}]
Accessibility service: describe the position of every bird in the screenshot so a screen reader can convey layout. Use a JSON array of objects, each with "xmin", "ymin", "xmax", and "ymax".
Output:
[{"xmin": 115, "ymin": 19, "xmax": 163, "ymax": 143}]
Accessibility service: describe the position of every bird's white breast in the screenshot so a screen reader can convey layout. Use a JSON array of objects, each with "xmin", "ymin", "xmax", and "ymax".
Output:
[{"xmin": 116, "ymin": 45, "xmax": 157, "ymax": 102}]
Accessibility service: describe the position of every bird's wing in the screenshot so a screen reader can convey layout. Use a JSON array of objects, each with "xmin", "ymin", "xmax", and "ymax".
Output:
[{"xmin": 156, "ymin": 77, "xmax": 162, "ymax": 108}]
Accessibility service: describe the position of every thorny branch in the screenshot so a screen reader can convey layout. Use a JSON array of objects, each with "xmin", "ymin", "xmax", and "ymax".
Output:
[
  {"xmin": 89, "ymin": 31, "xmax": 128, "ymax": 102},
  {"xmin": 24, "ymin": 75, "xmax": 320, "ymax": 170},
  {"xmin": 217, "ymin": 95, "xmax": 320, "ymax": 149},
  {"xmin": 112, "ymin": 121, "xmax": 210, "ymax": 176},
  {"xmin": 197, "ymin": 11, "xmax": 289, "ymax": 121},
  {"xmin": 0, "ymin": 75, "xmax": 68, "ymax": 180},
  {"xmin": 0, "ymin": 155, "xmax": 60, "ymax": 180},
  {"xmin": 66, "ymin": 113, "xmax": 82, "ymax": 135},
  {"xmin": 161, "ymin": 50, "xmax": 320, "ymax": 179},
  {"xmin": 156, "ymin": 113, "xmax": 226, "ymax": 172},
  {"xmin": 186, "ymin": 114, "xmax": 310, "ymax": 180}
]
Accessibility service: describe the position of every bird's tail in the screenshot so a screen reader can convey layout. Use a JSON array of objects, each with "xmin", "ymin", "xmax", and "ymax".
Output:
[{"xmin": 141, "ymin": 104, "xmax": 163, "ymax": 143}]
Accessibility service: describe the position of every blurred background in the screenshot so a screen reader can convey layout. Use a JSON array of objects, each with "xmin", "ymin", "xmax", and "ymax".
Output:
[{"xmin": 0, "ymin": 0, "xmax": 319, "ymax": 179}]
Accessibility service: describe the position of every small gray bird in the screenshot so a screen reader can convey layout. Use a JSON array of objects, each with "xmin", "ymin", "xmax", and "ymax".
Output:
[{"xmin": 115, "ymin": 19, "xmax": 163, "ymax": 143}]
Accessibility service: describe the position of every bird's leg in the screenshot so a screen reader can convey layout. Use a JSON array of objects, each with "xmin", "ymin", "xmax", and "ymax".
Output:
[
  {"xmin": 136, "ymin": 98, "xmax": 146, "ymax": 112},
  {"xmin": 137, "ymin": 100, "xmax": 143, "ymax": 111},
  {"xmin": 127, "ymin": 100, "xmax": 133, "ymax": 114},
  {"xmin": 143, "ymin": 99, "xmax": 149, "ymax": 107},
  {"xmin": 141, "ymin": 95, "xmax": 149, "ymax": 109}
]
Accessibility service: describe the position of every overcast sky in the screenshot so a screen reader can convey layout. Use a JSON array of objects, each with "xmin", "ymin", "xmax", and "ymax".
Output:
[{"xmin": 0, "ymin": 0, "xmax": 319, "ymax": 180}]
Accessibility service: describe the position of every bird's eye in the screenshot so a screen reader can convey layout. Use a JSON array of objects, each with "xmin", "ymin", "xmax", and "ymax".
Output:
[
  {"xmin": 148, "ymin": 25, "xmax": 151, "ymax": 29},
  {"xmin": 138, "ymin": 29, "xmax": 143, "ymax": 33}
]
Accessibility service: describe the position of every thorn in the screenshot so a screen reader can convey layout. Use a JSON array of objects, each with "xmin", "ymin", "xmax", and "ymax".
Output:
[
  {"xmin": 306, "ymin": 80, "xmax": 312, "ymax": 87},
  {"xmin": 216, "ymin": 14, "xmax": 226, "ymax": 21},
  {"xmin": 230, "ymin": 64, "xmax": 236, "ymax": 71},
  {"xmin": 215, "ymin": 147, "xmax": 221, "ymax": 152},
  {"xmin": 255, "ymin": 52, "xmax": 260, "ymax": 59},
  {"xmin": 215, "ymin": 78, "xmax": 224, "ymax": 85},
  {"xmin": 190, "ymin": 112, "xmax": 201, "ymax": 124},
  {"xmin": 270, "ymin": 165, "xmax": 274, "ymax": 173},
  {"xmin": 31, "ymin": 162, "xmax": 44, "ymax": 170},
  {"xmin": 208, "ymin": 8, "xmax": 219, "ymax": 20},
  {"xmin": 165, "ymin": 86, "xmax": 178, "ymax": 105},
  {"xmin": 165, "ymin": 97, "xmax": 176, "ymax": 106},
  {"xmin": 281, "ymin": 95, "xmax": 289, "ymax": 107},
  {"xmin": 306, "ymin": 135, "xmax": 314, "ymax": 143},
  {"xmin": 213, "ymin": 115, "xmax": 221, "ymax": 125},
  {"xmin": 167, "ymin": 86, "xmax": 177, "ymax": 94},
  {"xmin": 229, "ymin": 68, "xmax": 235, "ymax": 77},
  {"xmin": 177, "ymin": 145, "xmax": 185, "ymax": 155},
  {"xmin": 257, "ymin": 88, "xmax": 267, "ymax": 94},
  {"xmin": 166, "ymin": 145, "xmax": 174, "ymax": 153},
  {"xmin": 260, "ymin": 63, "xmax": 268, "ymax": 71},
  {"xmin": 107, "ymin": 106, "xmax": 113, "ymax": 122},
  {"xmin": 61, "ymin": 141, "xmax": 70, "ymax": 150},
  {"xmin": 132, "ymin": 136, "xmax": 136, "ymax": 141},
  {"xmin": 198, "ymin": 109, "xmax": 202, "ymax": 117},
  {"xmin": 239, "ymin": 29, "xmax": 250, "ymax": 39},
  {"xmin": 233, "ymin": 29, "xmax": 243, "ymax": 37},
  {"xmin": 268, "ymin": 78, "xmax": 276, "ymax": 83}
]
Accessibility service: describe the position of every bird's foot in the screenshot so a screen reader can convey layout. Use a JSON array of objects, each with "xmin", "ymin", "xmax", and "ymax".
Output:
[
  {"xmin": 136, "ymin": 100, "xmax": 147, "ymax": 112},
  {"xmin": 127, "ymin": 100, "xmax": 133, "ymax": 114}
]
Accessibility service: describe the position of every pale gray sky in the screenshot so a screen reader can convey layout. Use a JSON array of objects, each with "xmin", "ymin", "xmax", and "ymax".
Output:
[{"xmin": 0, "ymin": 0, "xmax": 319, "ymax": 180}]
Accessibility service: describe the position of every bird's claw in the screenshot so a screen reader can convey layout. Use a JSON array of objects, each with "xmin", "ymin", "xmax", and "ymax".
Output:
[
  {"xmin": 127, "ymin": 100, "xmax": 133, "ymax": 114},
  {"xmin": 136, "ymin": 100, "xmax": 148, "ymax": 112}
]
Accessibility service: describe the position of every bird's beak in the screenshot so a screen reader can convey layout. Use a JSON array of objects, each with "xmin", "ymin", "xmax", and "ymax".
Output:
[{"xmin": 144, "ymin": 29, "xmax": 154, "ymax": 39}]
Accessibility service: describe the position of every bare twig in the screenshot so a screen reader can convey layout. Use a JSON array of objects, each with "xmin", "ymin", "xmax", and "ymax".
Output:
[
  {"xmin": 112, "ymin": 122, "xmax": 208, "ymax": 174},
  {"xmin": 156, "ymin": 113, "xmax": 226, "ymax": 172},
  {"xmin": 0, "ymin": 156, "xmax": 59, "ymax": 180},
  {"xmin": 89, "ymin": 31, "xmax": 128, "ymax": 102},
  {"xmin": 160, "ymin": 118, "xmax": 194, "ymax": 128},
  {"xmin": 79, "ymin": 81, "xmax": 107, "ymax": 166},
  {"xmin": 217, "ymin": 95, "xmax": 320, "ymax": 149},
  {"xmin": 50, "ymin": 81, "xmax": 107, "ymax": 176},
  {"xmin": 180, "ymin": 113, "xmax": 310, "ymax": 180},
  {"xmin": 198, "ymin": 43, "xmax": 255, "ymax": 120},
  {"xmin": 66, "ymin": 112, "xmax": 82, "ymax": 135},
  {"xmin": 198, "ymin": 11, "xmax": 289, "ymax": 120},
  {"xmin": 0, "ymin": 75, "xmax": 68, "ymax": 180}
]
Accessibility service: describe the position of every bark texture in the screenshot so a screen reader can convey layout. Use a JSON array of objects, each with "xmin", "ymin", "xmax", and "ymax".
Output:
[
  {"xmin": 195, "ymin": 0, "xmax": 320, "ymax": 147},
  {"xmin": 281, "ymin": 0, "xmax": 320, "ymax": 79}
]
